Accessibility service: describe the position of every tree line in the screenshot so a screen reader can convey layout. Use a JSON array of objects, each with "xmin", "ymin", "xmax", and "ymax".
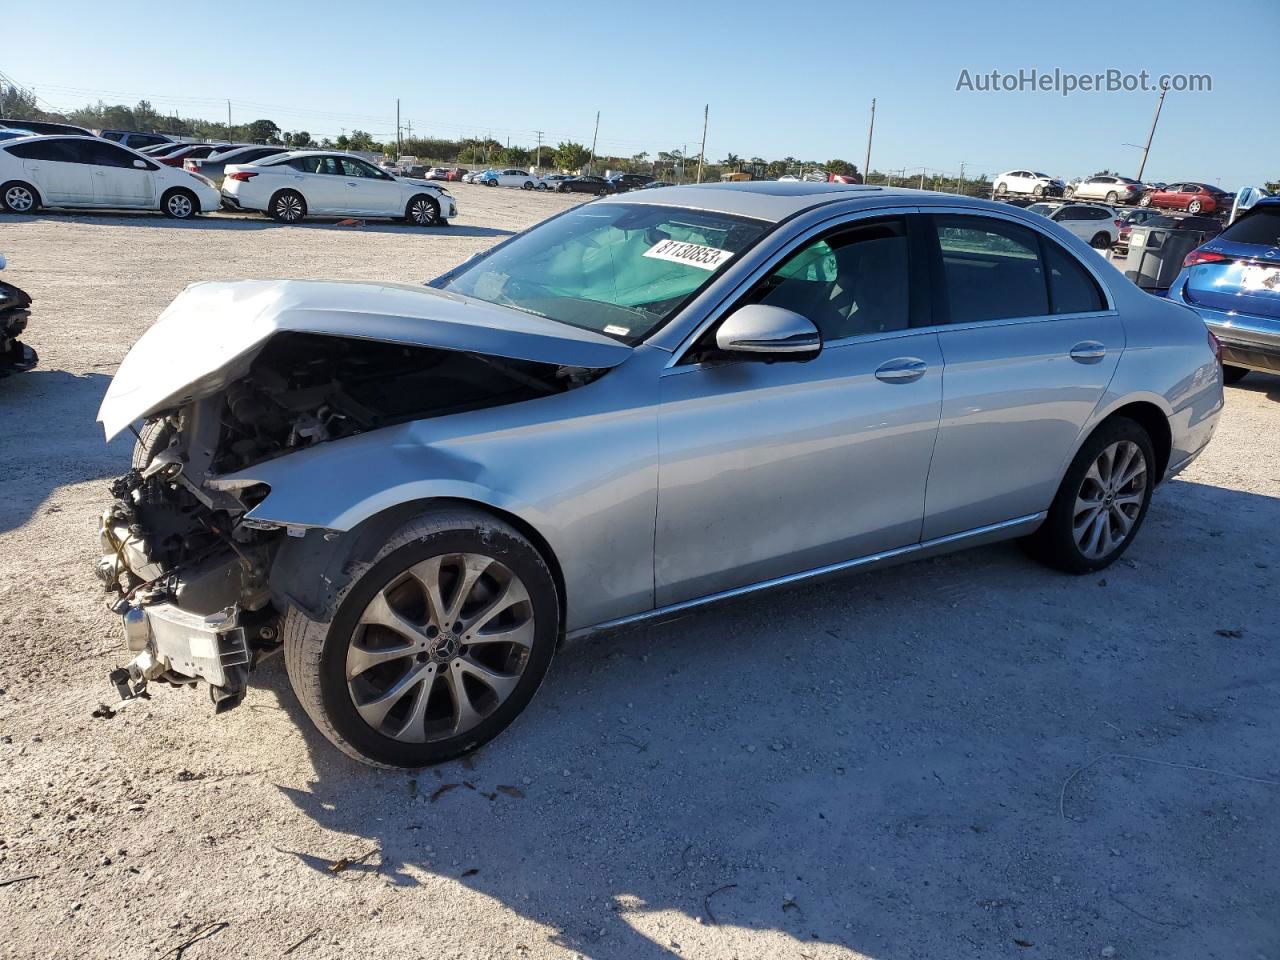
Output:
[{"xmin": 3, "ymin": 85, "xmax": 1001, "ymax": 192}]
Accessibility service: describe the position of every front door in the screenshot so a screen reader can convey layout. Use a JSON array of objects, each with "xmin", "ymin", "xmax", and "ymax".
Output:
[
  {"xmin": 336, "ymin": 157, "xmax": 401, "ymax": 215},
  {"xmin": 919, "ymin": 212, "xmax": 1122, "ymax": 539},
  {"xmin": 655, "ymin": 214, "xmax": 944, "ymax": 605}
]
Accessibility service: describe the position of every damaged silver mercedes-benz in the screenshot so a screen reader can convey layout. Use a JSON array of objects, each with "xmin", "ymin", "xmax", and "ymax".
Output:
[{"xmin": 97, "ymin": 187, "xmax": 1222, "ymax": 767}]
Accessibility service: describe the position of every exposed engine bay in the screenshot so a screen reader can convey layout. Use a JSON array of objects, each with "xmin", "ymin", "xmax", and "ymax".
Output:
[
  {"xmin": 99, "ymin": 331, "xmax": 596, "ymax": 708},
  {"xmin": 0, "ymin": 270, "xmax": 38, "ymax": 377}
]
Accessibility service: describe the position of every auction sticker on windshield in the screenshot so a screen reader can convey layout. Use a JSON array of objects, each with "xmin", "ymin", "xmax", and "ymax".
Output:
[{"xmin": 643, "ymin": 239, "xmax": 734, "ymax": 271}]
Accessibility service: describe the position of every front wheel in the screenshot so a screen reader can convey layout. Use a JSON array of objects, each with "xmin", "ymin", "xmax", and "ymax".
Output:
[
  {"xmin": 1222, "ymin": 364, "xmax": 1250, "ymax": 384},
  {"xmin": 995, "ymin": 182, "xmax": 1007, "ymax": 196},
  {"xmin": 161, "ymin": 188, "xmax": 198, "ymax": 219},
  {"xmin": 405, "ymin": 194, "xmax": 440, "ymax": 226},
  {"xmin": 485, "ymin": 179, "xmax": 497, "ymax": 187},
  {"xmin": 282, "ymin": 508, "xmax": 560, "ymax": 768},
  {"xmin": 1023, "ymin": 417, "xmax": 1155, "ymax": 573}
]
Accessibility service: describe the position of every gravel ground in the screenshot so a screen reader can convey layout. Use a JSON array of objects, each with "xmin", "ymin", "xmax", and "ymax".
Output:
[{"xmin": 0, "ymin": 185, "xmax": 1277, "ymax": 960}]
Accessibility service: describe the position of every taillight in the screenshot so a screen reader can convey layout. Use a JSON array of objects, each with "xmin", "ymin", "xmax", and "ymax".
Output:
[
  {"xmin": 1183, "ymin": 250, "xmax": 1228, "ymax": 268},
  {"xmin": 1114, "ymin": 219, "xmax": 1122, "ymax": 227},
  {"xmin": 183, "ymin": 160, "xmax": 196, "ymax": 172},
  {"xmin": 1207, "ymin": 328, "xmax": 1222, "ymax": 363},
  {"xmin": 227, "ymin": 171, "xmax": 257, "ymax": 182}
]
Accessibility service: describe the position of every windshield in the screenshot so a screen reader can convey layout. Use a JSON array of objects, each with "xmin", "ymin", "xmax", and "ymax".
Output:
[{"xmin": 438, "ymin": 203, "xmax": 769, "ymax": 342}]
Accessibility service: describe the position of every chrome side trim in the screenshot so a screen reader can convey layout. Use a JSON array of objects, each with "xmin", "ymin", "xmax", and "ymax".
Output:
[{"xmin": 566, "ymin": 511, "xmax": 1047, "ymax": 641}]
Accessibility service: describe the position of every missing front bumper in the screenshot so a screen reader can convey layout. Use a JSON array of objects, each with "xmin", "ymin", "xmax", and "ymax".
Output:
[{"xmin": 113, "ymin": 602, "xmax": 251, "ymax": 710}]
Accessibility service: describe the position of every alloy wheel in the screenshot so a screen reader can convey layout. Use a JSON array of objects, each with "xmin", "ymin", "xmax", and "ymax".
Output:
[
  {"xmin": 410, "ymin": 197, "xmax": 438, "ymax": 225},
  {"xmin": 1072, "ymin": 441, "xmax": 1147, "ymax": 560},
  {"xmin": 5, "ymin": 185, "xmax": 34, "ymax": 211},
  {"xmin": 275, "ymin": 194, "xmax": 303, "ymax": 221},
  {"xmin": 345, "ymin": 553, "xmax": 534, "ymax": 743},
  {"xmin": 167, "ymin": 193, "xmax": 193, "ymax": 218}
]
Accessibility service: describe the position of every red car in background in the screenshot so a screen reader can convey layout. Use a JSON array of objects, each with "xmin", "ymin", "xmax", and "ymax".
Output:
[
  {"xmin": 1139, "ymin": 182, "xmax": 1233, "ymax": 215},
  {"xmin": 828, "ymin": 172, "xmax": 863, "ymax": 184},
  {"xmin": 444, "ymin": 167, "xmax": 469, "ymax": 182}
]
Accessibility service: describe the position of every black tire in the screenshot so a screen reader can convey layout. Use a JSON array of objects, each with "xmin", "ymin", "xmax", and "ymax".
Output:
[
  {"xmin": 1, "ymin": 180, "xmax": 39, "ymax": 214},
  {"xmin": 485, "ymin": 179, "xmax": 497, "ymax": 187},
  {"xmin": 405, "ymin": 194, "xmax": 440, "ymax": 226},
  {"xmin": 161, "ymin": 187, "xmax": 198, "ymax": 219},
  {"xmin": 282, "ymin": 507, "xmax": 560, "ymax": 768},
  {"xmin": 557, "ymin": 184, "xmax": 566, "ymax": 193},
  {"xmin": 1222, "ymin": 364, "xmax": 1250, "ymax": 385},
  {"xmin": 268, "ymin": 189, "xmax": 306, "ymax": 223},
  {"xmin": 131, "ymin": 419, "xmax": 175, "ymax": 469},
  {"xmin": 522, "ymin": 181, "xmax": 533, "ymax": 190},
  {"xmin": 1023, "ymin": 416, "xmax": 1156, "ymax": 574},
  {"xmin": 1090, "ymin": 232, "xmax": 1113, "ymax": 250}
]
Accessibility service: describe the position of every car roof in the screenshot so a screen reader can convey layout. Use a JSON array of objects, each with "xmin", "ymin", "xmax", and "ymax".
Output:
[{"xmin": 604, "ymin": 182, "xmax": 926, "ymax": 222}]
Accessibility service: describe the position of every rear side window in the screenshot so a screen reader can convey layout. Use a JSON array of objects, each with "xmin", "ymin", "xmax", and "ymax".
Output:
[
  {"xmin": 1218, "ymin": 209, "xmax": 1280, "ymax": 247},
  {"xmin": 930, "ymin": 215, "xmax": 1048, "ymax": 323},
  {"xmin": 1042, "ymin": 241, "xmax": 1106, "ymax": 314},
  {"xmin": 5, "ymin": 138, "xmax": 84, "ymax": 162}
]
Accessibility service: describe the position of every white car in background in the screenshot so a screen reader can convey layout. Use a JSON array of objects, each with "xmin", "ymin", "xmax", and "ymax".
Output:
[
  {"xmin": 220, "ymin": 150, "xmax": 457, "ymax": 225},
  {"xmin": 478, "ymin": 168, "xmax": 545, "ymax": 190},
  {"xmin": 0, "ymin": 135, "xmax": 219, "ymax": 218},
  {"xmin": 1026, "ymin": 202, "xmax": 1120, "ymax": 249},
  {"xmin": 995, "ymin": 169, "xmax": 1066, "ymax": 198}
]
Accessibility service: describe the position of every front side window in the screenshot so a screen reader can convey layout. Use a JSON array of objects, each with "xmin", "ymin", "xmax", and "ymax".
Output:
[
  {"xmin": 87, "ymin": 141, "xmax": 141, "ymax": 168},
  {"xmin": 438, "ymin": 203, "xmax": 767, "ymax": 343},
  {"xmin": 931, "ymin": 214, "xmax": 1048, "ymax": 323},
  {"xmin": 741, "ymin": 217, "xmax": 911, "ymax": 341}
]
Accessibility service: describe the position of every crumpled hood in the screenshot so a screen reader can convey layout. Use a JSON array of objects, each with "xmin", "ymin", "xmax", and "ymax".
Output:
[{"xmin": 97, "ymin": 279, "xmax": 631, "ymax": 440}]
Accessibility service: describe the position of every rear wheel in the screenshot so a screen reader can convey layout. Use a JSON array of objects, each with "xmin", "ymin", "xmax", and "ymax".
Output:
[
  {"xmin": 405, "ymin": 194, "xmax": 440, "ymax": 226},
  {"xmin": 1139, "ymin": 193, "xmax": 1152, "ymax": 207},
  {"xmin": 1105, "ymin": 191, "xmax": 1118, "ymax": 204},
  {"xmin": 282, "ymin": 508, "xmax": 559, "ymax": 768},
  {"xmin": 1, "ymin": 180, "xmax": 39, "ymax": 213},
  {"xmin": 1064, "ymin": 187, "xmax": 1076, "ymax": 200},
  {"xmin": 1023, "ymin": 417, "xmax": 1155, "ymax": 573},
  {"xmin": 1222, "ymin": 364, "xmax": 1250, "ymax": 384},
  {"xmin": 161, "ymin": 188, "xmax": 198, "ymax": 219},
  {"xmin": 1187, "ymin": 199, "xmax": 1202, "ymax": 214},
  {"xmin": 1090, "ymin": 232, "xmax": 1113, "ymax": 249},
  {"xmin": 1033, "ymin": 184, "xmax": 1044, "ymax": 197},
  {"xmin": 522, "ymin": 181, "xmax": 533, "ymax": 190},
  {"xmin": 269, "ymin": 189, "xmax": 306, "ymax": 223}
]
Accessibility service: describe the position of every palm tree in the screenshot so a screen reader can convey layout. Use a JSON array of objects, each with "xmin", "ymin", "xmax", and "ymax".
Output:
[{"xmin": 722, "ymin": 153, "xmax": 742, "ymax": 171}]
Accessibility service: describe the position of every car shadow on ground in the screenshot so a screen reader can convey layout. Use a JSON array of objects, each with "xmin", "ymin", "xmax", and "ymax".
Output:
[
  {"xmin": 1229, "ymin": 370, "xmax": 1280, "ymax": 404},
  {"xmin": 0, "ymin": 369, "xmax": 125, "ymax": 533},
  {"xmin": 1, "ymin": 211, "xmax": 515, "ymax": 239},
  {"xmin": 265, "ymin": 478, "xmax": 1280, "ymax": 959}
]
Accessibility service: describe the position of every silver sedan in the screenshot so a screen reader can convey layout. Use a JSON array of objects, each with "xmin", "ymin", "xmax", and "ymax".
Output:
[{"xmin": 97, "ymin": 183, "xmax": 1223, "ymax": 767}]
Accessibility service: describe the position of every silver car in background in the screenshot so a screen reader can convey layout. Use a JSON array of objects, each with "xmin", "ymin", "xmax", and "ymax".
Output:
[
  {"xmin": 95, "ymin": 183, "xmax": 1223, "ymax": 768},
  {"xmin": 1067, "ymin": 175, "xmax": 1145, "ymax": 205}
]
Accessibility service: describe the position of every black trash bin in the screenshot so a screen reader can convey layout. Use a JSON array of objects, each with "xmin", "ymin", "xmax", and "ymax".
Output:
[{"xmin": 1123, "ymin": 226, "xmax": 1214, "ymax": 293}]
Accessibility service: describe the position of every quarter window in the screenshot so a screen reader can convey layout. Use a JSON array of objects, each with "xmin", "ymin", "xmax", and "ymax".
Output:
[
  {"xmin": 1043, "ymin": 241, "xmax": 1106, "ymax": 314},
  {"xmin": 742, "ymin": 217, "xmax": 911, "ymax": 341}
]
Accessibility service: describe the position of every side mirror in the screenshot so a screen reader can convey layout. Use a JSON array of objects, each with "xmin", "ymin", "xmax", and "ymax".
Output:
[
  {"xmin": 714, "ymin": 304, "xmax": 821, "ymax": 362},
  {"xmin": 133, "ymin": 159, "xmax": 147, "ymax": 169}
]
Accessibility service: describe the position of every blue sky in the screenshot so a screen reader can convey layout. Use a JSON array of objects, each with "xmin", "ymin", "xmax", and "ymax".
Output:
[{"xmin": 5, "ymin": 0, "xmax": 1276, "ymax": 187}]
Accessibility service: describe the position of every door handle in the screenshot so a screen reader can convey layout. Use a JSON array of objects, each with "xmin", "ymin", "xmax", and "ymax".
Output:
[
  {"xmin": 1070, "ymin": 341, "xmax": 1106, "ymax": 363},
  {"xmin": 347, "ymin": 181, "xmax": 359, "ymax": 186},
  {"xmin": 874, "ymin": 357, "xmax": 928, "ymax": 383}
]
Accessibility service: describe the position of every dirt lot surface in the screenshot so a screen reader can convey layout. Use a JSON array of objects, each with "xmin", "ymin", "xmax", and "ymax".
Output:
[{"xmin": 1, "ymin": 184, "xmax": 1277, "ymax": 960}]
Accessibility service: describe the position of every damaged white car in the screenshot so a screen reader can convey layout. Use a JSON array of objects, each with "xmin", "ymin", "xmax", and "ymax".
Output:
[{"xmin": 98, "ymin": 185, "xmax": 1222, "ymax": 767}]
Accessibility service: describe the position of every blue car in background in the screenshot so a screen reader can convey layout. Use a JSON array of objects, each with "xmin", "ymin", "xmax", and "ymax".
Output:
[
  {"xmin": 1169, "ymin": 195, "xmax": 1280, "ymax": 383},
  {"xmin": 0, "ymin": 127, "xmax": 38, "ymax": 141}
]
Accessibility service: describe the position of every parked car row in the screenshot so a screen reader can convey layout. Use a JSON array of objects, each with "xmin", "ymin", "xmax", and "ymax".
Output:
[{"xmin": 1000, "ymin": 167, "xmax": 1235, "ymax": 214}]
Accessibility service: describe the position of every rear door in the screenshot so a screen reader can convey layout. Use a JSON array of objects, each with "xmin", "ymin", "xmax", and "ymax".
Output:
[
  {"xmin": 287, "ymin": 155, "xmax": 343, "ymax": 212},
  {"xmin": 656, "ymin": 212, "xmax": 944, "ymax": 604},
  {"xmin": 11, "ymin": 137, "xmax": 95, "ymax": 204},
  {"xmin": 920, "ymin": 211, "xmax": 1122, "ymax": 539}
]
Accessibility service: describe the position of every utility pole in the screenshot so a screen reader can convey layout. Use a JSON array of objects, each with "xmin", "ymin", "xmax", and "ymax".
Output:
[
  {"xmin": 589, "ymin": 111, "xmax": 600, "ymax": 173},
  {"xmin": 396, "ymin": 98, "xmax": 401, "ymax": 155},
  {"xmin": 226, "ymin": 100, "xmax": 231, "ymax": 131},
  {"xmin": 957, "ymin": 161, "xmax": 967, "ymax": 195},
  {"xmin": 696, "ymin": 103, "xmax": 708, "ymax": 184},
  {"xmin": 1136, "ymin": 87, "xmax": 1166, "ymax": 182},
  {"xmin": 405, "ymin": 119, "xmax": 412, "ymax": 141},
  {"xmin": 919, "ymin": 168, "xmax": 926, "ymax": 190},
  {"xmin": 534, "ymin": 130, "xmax": 544, "ymax": 171},
  {"xmin": 863, "ymin": 98, "xmax": 875, "ymax": 184}
]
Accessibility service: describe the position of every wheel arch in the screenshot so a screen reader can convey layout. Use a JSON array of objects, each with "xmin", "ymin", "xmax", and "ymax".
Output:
[
  {"xmin": 161, "ymin": 184, "xmax": 200, "ymax": 214},
  {"xmin": 1086, "ymin": 399, "xmax": 1173, "ymax": 483},
  {"xmin": 1, "ymin": 178, "xmax": 46, "ymax": 206},
  {"xmin": 270, "ymin": 496, "xmax": 567, "ymax": 636}
]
